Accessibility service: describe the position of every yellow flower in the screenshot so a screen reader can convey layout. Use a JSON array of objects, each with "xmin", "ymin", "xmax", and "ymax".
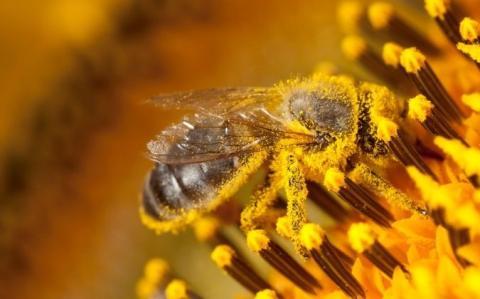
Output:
[{"xmin": 138, "ymin": 1, "xmax": 480, "ymax": 298}]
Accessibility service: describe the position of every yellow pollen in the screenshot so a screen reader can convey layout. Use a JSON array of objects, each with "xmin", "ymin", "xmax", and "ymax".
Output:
[
  {"xmin": 462, "ymin": 93, "xmax": 480, "ymax": 112},
  {"xmin": 460, "ymin": 17, "xmax": 480, "ymax": 42},
  {"xmin": 144, "ymin": 258, "xmax": 169, "ymax": 284},
  {"xmin": 193, "ymin": 217, "xmax": 220, "ymax": 242},
  {"xmin": 275, "ymin": 216, "xmax": 293, "ymax": 239},
  {"xmin": 408, "ymin": 94, "xmax": 434, "ymax": 122},
  {"xmin": 400, "ymin": 47, "xmax": 426, "ymax": 74},
  {"xmin": 299, "ymin": 223, "xmax": 325, "ymax": 250},
  {"xmin": 457, "ymin": 43, "xmax": 480, "ymax": 63},
  {"xmin": 424, "ymin": 0, "xmax": 449, "ymax": 19},
  {"xmin": 247, "ymin": 230, "xmax": 271, "ymax": 253},
  {"xmin": 165, "ymin": 279, "xmax": 188, "ymax": 299},
  {"xmin": 341, "ymin": 35, "xmax": 367, "ymax": 60},
  {"xmin": 323, "ymin": 167, "xmax": 346, "ymax": 193},
  {"xmin": 338, "ymin": 1, "xmax": 365, "ymax": 32},
  {"xmin": 368, "ymin": 2, "xmax": 394, "ymax": 30},
  {"xmin": 211, "ymin": 245, "xmax": 235, "ymax": 268},
  {"xmin": 375, "ymin": 116, "xmax": 398, "ymax": 142},
  {"xmin": 255, "ymin": 289, "xmax": 278, "ymax": 299},
  {"xmin": 434, "ymin": 136, "xmax": 480, "ymax": 177},
  {"xmin": 382, "ymin": 42, "xmax": 404, "ymax": 68},
  {"xmin": 348, "ymin": 222, "xmax": 377, "ymax": 253}
]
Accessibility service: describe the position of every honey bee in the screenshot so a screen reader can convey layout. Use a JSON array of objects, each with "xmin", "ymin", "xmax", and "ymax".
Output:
[{"xmin": 140, "ymin": 73, "xmax": 424, "ymax": 239}]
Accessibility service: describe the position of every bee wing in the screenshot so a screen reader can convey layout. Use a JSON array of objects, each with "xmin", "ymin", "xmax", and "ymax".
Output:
[
  {"xmin": 149, "ymin": 87, "xmax": 280, "ymax": 114},
  {"xmin": 148, "ymin": 108, "xmax": 315, "ymax": 164}
]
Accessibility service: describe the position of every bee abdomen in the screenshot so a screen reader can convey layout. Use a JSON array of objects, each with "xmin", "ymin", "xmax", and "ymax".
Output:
[{"xmin": 142, "ymin": 157, "xmax": 240, "ymax": 221}]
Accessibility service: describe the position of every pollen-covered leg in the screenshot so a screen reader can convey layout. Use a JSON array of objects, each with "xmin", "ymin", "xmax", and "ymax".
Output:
[
  {"xmin": 349, "ymin": 163, "xmax": 428, "ymax": 216},
  {"xmin": 279, "ymin": 150, "xmax": 309, "ymax": 248}
]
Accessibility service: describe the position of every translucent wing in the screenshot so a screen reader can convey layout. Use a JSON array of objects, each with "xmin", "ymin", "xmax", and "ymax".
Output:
[
  {"xmin": 148, "ymin": 108, "xmax": 315, "ymax": 164},
  {"xmin": 149, "ymin": 87, "xmax": 280, "ymax": 114}
]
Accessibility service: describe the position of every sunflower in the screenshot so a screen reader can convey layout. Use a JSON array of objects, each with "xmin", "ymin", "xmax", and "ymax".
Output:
[{"xmin": 137, "ymin": 1, "xmax": 480, "ymax": 298}]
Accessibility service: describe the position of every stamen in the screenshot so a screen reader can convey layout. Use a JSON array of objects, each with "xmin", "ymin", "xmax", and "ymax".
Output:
[
  {"xmin": 211, "ymin": 245, "xmax": 272, "ymax": 294},
  {"xmin": 165, "ymin": 279, "xmax": 201, "ymax": 299},
  {"xmin": 382, "ymin": 42, "xmax": 404, "ymax": 69},
  {"xmin": 193, "ymin": 217, "xmax": 220, "ymax": 243},
  {"xmin": 424, "ymin": 0, "xmax": 463, "ymax": 45},
  {"xmin": 137, "ymin": 258, "xmax": 171, "ymax": 299},
  {"xmin": 246, "ymin": 230, "xmax": 321, "ymax": 294},
  {"xmin": 408, "ymin": 95, "xmax": 465, "ymax": 142},
  {"xmin": 348, "ymin": 223, "xmax": 408, "ymax": 278},
  {"xmin": 306, "ymin": 181, "xmax": 350, "ymax": 222},
  {"xmin": 368, "ymin": 2, "xmax": 439, "ymax": 54},
  {"xmin": 275, "ymin": 216, "xmax": 293, "ymax": 239},
  {"xmin": 388, "ymin": 128, "xmax": 437, "ymax": 179},
  {"xmin": 324, "ymin": 168, "xmax": 393, "ymax": 227},
  {"xmin": 337, "ymin": 1, "xmax": 368, "ymax": 33},
  {"xmin": 342, "ymin": 35, "xmax": 406, "ymax": 88},
  {"xmin": 399, "ymin": 47, "xmax": 464, "ymax": 123},
  {"xmin": 459, "ymin": 17, "xmax": 480, "ymax": 43},
  {"xmin": 255, "ymin": 289, "xmax": 279, "ymax": 299},
  {"xmin": 300, "ymin": 223, "xmax": 365, "ymax": 298}
]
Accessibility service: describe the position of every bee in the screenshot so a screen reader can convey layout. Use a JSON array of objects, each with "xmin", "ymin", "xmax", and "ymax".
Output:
[{"xmin": 140, "ymin": 73, "xmax": 425, "ymax": 239}]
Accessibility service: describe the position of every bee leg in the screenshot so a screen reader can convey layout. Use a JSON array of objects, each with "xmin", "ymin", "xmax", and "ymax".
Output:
[
  {"xmin": 279, "ymin": 150, "xmax": 309, "ymax": 252},
  {"xmin": 240, "ymin": 183, "xmax": 281, "ymax": 231},
  {"xmin": 348, "ymin": 163, "xmax": 428, "ymax": 216}
]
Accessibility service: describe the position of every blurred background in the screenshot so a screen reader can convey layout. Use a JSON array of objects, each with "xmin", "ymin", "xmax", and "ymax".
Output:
[{"xmin": 0, "ymin": 1, "xmax": 430, "ymax": 298}]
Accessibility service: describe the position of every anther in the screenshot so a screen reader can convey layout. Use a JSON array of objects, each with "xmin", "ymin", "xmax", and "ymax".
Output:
[
  {"xmin": 306, "ymin": 181, "xmax": 350, "ymax": 222},
  {"xmin": 400, "ymin": 47, "xmax": 464, "ymax": 123},
  {"xmin": 382, "ymin": 42, "xmax": 404, "ymax": 69},
  {"xmin": 246, "ymin": 230, "xmax": 321, "ymax": 294},
  {"xmin": 424, "ymin": 0, "xmax": 463, "ymax": 45},
  {"xmin": 460, "ymin": 17, "xmax": 480, "ymax": 43},
  {"xmin": 211, "ymin": 245, "xmax": 272, "ymax": 294},
  {"xmin": 368, "ymin": 2, "xmax": 439, "ymax": 54},
  {"xmin": 255, "ymin": 289, "xmax": 279, "ymax": 299},
  {"xmin": 342, "ymin": 35, "xmax": 407, "ymax": 88},
  {"xmin": 337, "ymin": 1, "xmax": 368, "ymax": 33},
  {"xmin": 165, "ymin": 279, "xmax": 201, "ymax": 299},
  {"xmin": 300, "ymin": 223, "xmax": 365, "ymax": 298},
  {"xmin": 324, "ymin": 168, "xmax": 394, "ymax": 227},
  {"xmin": 137, "ymin": 258, "xmax": 171, "ymax": 299},
  {"xmin": 408, "ymin": 95, "xmax": 465, "ymax": 142},
  {"xmin": 348, "ymin": 223, "xmax": 408, "ymax": 278}
]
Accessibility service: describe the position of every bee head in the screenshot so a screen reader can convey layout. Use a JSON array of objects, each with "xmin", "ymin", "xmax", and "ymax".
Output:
[{"xmin": 285, "ymin": 75, "xmax": 357, "ymax": 137}]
